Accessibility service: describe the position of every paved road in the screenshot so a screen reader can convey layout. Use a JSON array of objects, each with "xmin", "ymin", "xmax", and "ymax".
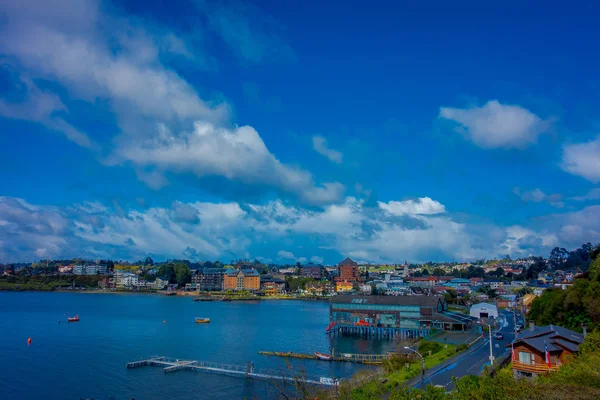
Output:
[{"xmin": 414, "ymin": 310, "xmax": 516, "ymax": 391}]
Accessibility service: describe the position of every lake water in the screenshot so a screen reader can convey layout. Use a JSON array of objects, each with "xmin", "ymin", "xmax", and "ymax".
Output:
[{"xmin": 0, "ymin": 292, "xmax": 395, "ymax": 399}]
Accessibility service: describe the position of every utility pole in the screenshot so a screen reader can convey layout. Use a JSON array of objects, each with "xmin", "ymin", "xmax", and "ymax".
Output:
[{"xmin": 488, "ymin": 323, "xmax": 494, "ymax": 365}]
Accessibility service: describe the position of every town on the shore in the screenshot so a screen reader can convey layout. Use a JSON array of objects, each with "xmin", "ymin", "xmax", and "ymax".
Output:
[{"xmin": 0, "ymin": 244, "xmax": 593, "ymax": 308}]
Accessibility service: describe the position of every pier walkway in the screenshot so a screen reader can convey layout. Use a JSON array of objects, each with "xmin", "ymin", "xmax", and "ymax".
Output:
[
  {"xmin": 126, "ymin": 356, "xmax": 339, "ymax": 386},
  {"xmin": 259, "ymin": 351, "xmax": 390, "ymax": 364}
]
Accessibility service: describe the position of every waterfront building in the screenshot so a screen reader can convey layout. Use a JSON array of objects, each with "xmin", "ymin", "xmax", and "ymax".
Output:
[
  {"xmin": 338, "ymin": 258, "xmax": 359, "ymax": 282},
  {"xmin": 73, "ymin": 265, "xmax": 85, "ymax": 275},
  {"xmin": 115, "ymin": 271, "xmax": 139, "ymax": 288},
  {"xmin": 335, "ymin": 281, "xmax": 353, "ymax": 293},
  {"xmin": 509, "ymin": 323, "xmax": 584, "ymax": 378},
  {"xmin": 192, "ymin": 268, "xmax": 225, "ymax": 291},
  {"xmin": 260, "ymin": 275, "xmax": 286, "ymax": 293},
  {"xmin": 224, "ymin": 268, "xmax": 260, "ymax": 291},
  {"xmin": 306, "ymin": 281, "xmax": 335, "ymax": 296},
  {"xmin": 300, "ymin": 263, "xmax": 323, "ymax": 279},
  {"xmin": 329, "ymin": 295, "xmax": 476, "ymax": 338}
]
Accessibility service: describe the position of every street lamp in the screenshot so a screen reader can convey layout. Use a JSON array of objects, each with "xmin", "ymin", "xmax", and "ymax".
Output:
[
  {"xmin": 405, "ymin": 346, "xmax": 425, "ymax": 389},
  {"xmin": 479, "ymin": 320, "xmax": 494, "ymax": 365}
]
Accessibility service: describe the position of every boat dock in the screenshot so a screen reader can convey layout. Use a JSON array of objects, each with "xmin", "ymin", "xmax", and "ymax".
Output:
[
  {"xmin": 259, "ymin": 351, "xmax": 390, "ymax": 364},
  {"xmin": 126, "ymin": 356, "xmax": 338, "ymax": 386}
]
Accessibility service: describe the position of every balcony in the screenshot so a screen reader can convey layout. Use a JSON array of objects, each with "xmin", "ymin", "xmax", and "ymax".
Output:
[{"xmin": 512, "ymin": 360, "xmax": 562, "ymax": 374}]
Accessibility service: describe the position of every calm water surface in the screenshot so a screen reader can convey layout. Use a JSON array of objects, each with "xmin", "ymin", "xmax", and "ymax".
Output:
[{"xmin": 0, "ymin": 292, "xmax": 396, "ymax": 399}]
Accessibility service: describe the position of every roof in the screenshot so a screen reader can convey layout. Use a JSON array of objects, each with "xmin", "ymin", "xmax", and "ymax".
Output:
[
  {"xmin": 198, "ymin": 268, "xmax": 224, "ymax": 274},
  {"xmin": 331, "ymin": 294, "xmax": 444, "ymax": 307},
  {"xmin": 225, "ymin": 268, "xmax": 260, "ymax": 277},
  {"xmin": 507, "ymin": 324, "xmax": 584, "ymax": 353},
  {"xmin": 470, "ymin": 302, "xmax": 497, "ymax": 311},
  {"xmin": 439, "ymin": 310, "xmax": 478, "ymax": 324},
  {"xmin": 339, "ymin": 257, "xmax": 358, "ymax": 266}
]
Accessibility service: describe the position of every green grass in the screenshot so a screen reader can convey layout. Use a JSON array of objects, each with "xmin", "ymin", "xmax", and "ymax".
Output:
[{"xmin": 350, "ymin": 343, "xmax": 459, "ymax": 398}]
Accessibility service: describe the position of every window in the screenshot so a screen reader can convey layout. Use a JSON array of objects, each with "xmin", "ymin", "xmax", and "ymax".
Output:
[{"xmin": 518, "ymin": 351, "xmax": 531, "ymax": 365}]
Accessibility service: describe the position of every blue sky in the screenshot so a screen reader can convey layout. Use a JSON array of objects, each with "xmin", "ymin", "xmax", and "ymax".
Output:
[{"xmin": 0, "ymin": 0, "xmax": 599, "ymax": 264}]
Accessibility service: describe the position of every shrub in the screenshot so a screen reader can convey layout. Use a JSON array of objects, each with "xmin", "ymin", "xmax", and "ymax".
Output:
[{"xmin": 418, "ymin": 340, "xmax": 443, "ymax": 355}]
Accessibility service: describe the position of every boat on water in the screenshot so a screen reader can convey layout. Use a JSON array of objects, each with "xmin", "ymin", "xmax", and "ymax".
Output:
[
  {"xmin": 314, "ymin": 351, "xmax": 332, "ymax": 361},
  {"xmin": 67, "ymin": 315, "xmax": 80, "ymax": 322},
  {"xmin": 195, "ymin": 317, "xmax": 210, "ymax": 323}
]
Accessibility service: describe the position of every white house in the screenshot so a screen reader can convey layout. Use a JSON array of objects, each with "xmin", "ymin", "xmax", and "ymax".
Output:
[{"xmin": 469, "ymin": 302, "xmax": 499, "ymax": 319}]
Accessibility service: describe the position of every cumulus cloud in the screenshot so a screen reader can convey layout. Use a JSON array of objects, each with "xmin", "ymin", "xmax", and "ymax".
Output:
[
  {"xmin": 560, "ymin": 136, "xmax": 600, "ymax": 183},
  {"xmin": 0, "ymin": 0, "xmax": 340, "ymax": 206},
  {"xmin": 513, "ymin": 188, "xmax": 564, "ymax": 208},
  {"xmin": 171, "ymin": 201, "xmax": 200, "ymax": 224},
  {"xmin": 312, "ymin": 136, "xmax": 343, "ymax": 164},
  {"xmin": 1, "ymin": 196, "xmax": 598, "ymax": 264},
  {"xmin": 112, "ymin": 122, "xmax": 345, "ymax": 206},
  {"xmin": 378, "ymin": 197, "xmax": 446, "ymax": 215},
  {"xmin": 439, "ymin": 100, "xmax": 551, "ymax": 149},
  {"xmin": 310, "ymin": 256, "xmax": 324, "ymax": 264}
]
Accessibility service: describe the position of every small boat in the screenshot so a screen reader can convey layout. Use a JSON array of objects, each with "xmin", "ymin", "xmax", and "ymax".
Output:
[
  {"xmin": 195, "ymin": 317, "xmax": 210, "ymax": 323},
  {"xmin": 314, "ymin": 351, "xmax": 332, "ymax": 361},
  {"xmin": 67, "ymin": 315, "xmax": 79, "ymax": 323}
]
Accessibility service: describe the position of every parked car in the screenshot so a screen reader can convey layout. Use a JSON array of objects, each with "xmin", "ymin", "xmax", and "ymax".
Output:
[{"xmin": 494, "ymin": 332, "xmax": 504, "ymax": 340}]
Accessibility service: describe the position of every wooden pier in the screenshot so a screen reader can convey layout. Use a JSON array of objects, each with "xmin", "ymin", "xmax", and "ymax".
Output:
[
  {"xmin": 259, "ymin": 351, "xmax": 390, "ymax": 364},
  {"xmin": 126, "ymin": 356, "xmax": 338, "ymax": 386}
]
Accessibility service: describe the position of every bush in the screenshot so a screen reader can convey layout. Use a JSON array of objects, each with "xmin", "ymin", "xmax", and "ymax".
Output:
[
  {"xmin": 383, "ymin": 354, "xmax": 413, "ymax": 373},
  {"xmin": 418, "ymin": 340, "xmax": 443, "ymax": 355}
]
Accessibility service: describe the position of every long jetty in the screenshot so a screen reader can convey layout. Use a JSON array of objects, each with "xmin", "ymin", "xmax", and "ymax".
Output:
[
  {"xmin": 259, "ymin": 351, "xmax": 390, "ymax": 364},
  {"xmin": 126, "ymin": 356, "xmax": 338, "ymax": 386}
]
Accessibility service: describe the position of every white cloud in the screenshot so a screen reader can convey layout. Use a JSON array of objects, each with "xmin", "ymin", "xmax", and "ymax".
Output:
[
  {"xmin": 277, "ymin": 250, "xmax": 296, "ymax": 259},
  {"xmin": 0, "ymin": 72, "xmax": 96, "ymax": 149},
  {"xmin": 439, "ymin": 100, "xmax": 551, "ymax": 149},
  {"xmin": 378, "ymin": 197, "xmax": 446, "ymax": 215},
  {"xmin": 513, "ymin": 188, "xmax": 563, "ymax": 208},
  {"xmin": 0, "ymin": 0, "xmax": 340, "ymax": 205},
  {"xmin": 310, "ymin": 256, "xmax": 324, "ymax": 264},
  {"xmin": 1, "ymin": 195, "xmax": 599, "ymax": 264},
  {"xmin": 312, "ymin": 135, "xmax": 343, "ymax": 164},
  {"xmin": 113, "ymin": 122, "xmax": 345, "ymax": 205},
  {"xmin": 560, "ymin": 136, "xmax": 600, "ymax": 183}
]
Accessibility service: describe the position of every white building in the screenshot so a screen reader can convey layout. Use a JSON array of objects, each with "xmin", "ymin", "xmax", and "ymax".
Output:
[
  {"xmin": 469, "ymin": 302, "xmax": 499, "ymax": 319},
  {"xmin": 115, "ymin": 272, "xmax": 138, "ymax": 288}
]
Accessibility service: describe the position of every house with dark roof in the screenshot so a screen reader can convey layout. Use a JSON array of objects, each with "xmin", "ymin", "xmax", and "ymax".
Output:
[
  {"xmin": 300, "ymin": 263, "xmax": 324, "ymax": 279},
  {"xmin": 508, "ymin": 323, "xmax": 584, "ymax": 378}
]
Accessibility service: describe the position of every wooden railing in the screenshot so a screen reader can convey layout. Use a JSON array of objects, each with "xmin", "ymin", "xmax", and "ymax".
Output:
[{"xmin": 512, "ymin": 361, "xmax": 562, "ymax": 373}]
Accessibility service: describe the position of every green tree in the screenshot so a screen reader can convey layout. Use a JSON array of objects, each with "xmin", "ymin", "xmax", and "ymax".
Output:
[
  {"xmin": 174, "ymin": 263, "xmax": 191, "ymax": 286},
  {"xmin": 157, "ymin": 263, "xmax": 175, "ymax": 283}
]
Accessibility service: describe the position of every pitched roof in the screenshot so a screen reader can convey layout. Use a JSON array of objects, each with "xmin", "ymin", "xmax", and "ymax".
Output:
[
  {"xmin": 507, "ymin": 324, "xmax": 584, "ymax": 353},
  {"xmin": 331, "ymin": 294, "xmax": 443, "ymax": 307},
  {"xmin": 339, "ymin": 257, "xmax": 358, "ymax": 266},
  {"xmin": 241, "ymin": 268, "xmax": 260, "ymax": 277}
]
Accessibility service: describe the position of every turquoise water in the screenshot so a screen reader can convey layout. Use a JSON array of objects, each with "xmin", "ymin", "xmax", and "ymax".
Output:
[{"xmin": 0, "ymin": 292, "xmax": 392, "ymax": 399}]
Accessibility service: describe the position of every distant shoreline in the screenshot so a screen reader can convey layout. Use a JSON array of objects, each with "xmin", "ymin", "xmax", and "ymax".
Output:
[{"xmin": 0, "ymin": 288, "xmax": 331, "ymax": 301}]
